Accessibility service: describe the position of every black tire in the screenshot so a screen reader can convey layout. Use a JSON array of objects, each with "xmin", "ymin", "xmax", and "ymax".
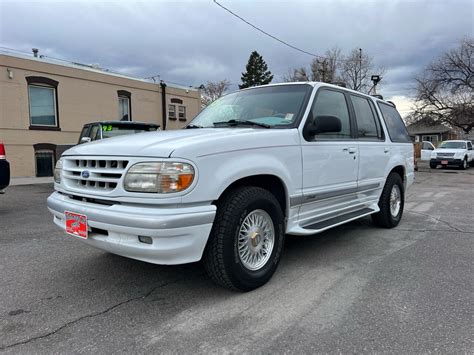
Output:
[
  {"xmin": 203, "ymin": 186, "xmax": 285, "ymax": 291},
  {"xmin": 371, "ymin": 173, "xmax": 404, "ymax": 228},
  {"xmin": 459, "ymin": 157, "xmax": 468, "ymax": 170},
  {"xmin": 429, "ymin": 162, "xmax": 437, "ymax": 169}
]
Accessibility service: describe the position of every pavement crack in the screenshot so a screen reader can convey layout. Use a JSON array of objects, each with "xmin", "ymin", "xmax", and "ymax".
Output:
[
  {"xmin": 0, "ymin": 277, "xmax": 190, "ymax": 351},
  {"xmin": 406, "ymin": 210, "xmax": 469, "ymax": 233}
]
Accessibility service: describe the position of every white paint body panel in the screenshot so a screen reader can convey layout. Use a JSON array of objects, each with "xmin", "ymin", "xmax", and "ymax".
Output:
[{"xmin": 47, "ymin": 82, "xmax": 414, "ymax": 264}]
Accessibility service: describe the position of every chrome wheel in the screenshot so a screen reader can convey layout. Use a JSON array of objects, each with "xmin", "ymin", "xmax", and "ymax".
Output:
[
  {"xmin": 390, "ymin": 184, "xmax": 401, "ymax": 217},
  {"xmin": 238, "ymin": 209, "xmax": 275, "ymax": 271},
  {"xmin": 463, "ymin": 159, "xmax": 467, "ymax": 169}
]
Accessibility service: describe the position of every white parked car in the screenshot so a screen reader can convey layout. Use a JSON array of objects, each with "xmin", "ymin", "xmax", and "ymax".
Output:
[
  {"xmin": 429, "ymin": 140, "xmax": 474, "ymax": 169},
  {"xmin": 420, "ymin": 141, "xmax": 436, "ymax": 161},
  {"xmin": 47, "ymin": 82, "xmax": 414, "ymax": 291}
]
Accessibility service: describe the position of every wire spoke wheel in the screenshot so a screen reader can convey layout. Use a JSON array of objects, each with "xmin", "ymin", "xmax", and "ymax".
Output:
[
  {"xmin": 238, "ymin": 209, "xmax": 275, "ymax": 271},
  {"xmin": 389, "ymin": 184, "xmax": 401, "ymax": 217}
]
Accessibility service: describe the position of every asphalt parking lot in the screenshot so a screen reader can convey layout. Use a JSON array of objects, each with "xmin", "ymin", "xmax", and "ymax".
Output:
[{"xmin": 1, "ymin": 167, "xmax": 473, "ymax": 354}]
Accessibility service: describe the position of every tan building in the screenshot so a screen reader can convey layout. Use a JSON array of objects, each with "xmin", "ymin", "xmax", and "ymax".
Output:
[{"xmin": 0, "ymin": 51, "xmax": 201, "ymax": 178}]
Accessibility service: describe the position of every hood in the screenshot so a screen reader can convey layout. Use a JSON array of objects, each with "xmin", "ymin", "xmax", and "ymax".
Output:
[
  {"xmin": 63, "ymin": 128, "xmax": 300, "ymax": 158},
  {"xmin": 433, "ymin": 148, "xmax": 466, "ymax": 154}
]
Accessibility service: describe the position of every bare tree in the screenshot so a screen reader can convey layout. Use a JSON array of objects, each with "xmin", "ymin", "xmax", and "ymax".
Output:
[
  {"xmin": 201, "ymin": 79, "xmax": 231, "ymax": 107},
  {"xmin": 282, "ymin": 67, "xmax": 310, "ymax": 82},
  {"xmin": 339, "ymin": 48, "xmax": 373, "ymax": 92},
  {"xmin": 310, "ymin": 47, "xmax": 342, "ymax": 83},
  {"xmin": 414, "ymin": 38, "xmax": 473, "ymax": 134}
]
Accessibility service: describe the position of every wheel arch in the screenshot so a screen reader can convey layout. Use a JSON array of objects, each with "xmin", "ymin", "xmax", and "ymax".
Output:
[{"xmin": 214, "ymin": 174, "xmax": 289, "ymax": 220}]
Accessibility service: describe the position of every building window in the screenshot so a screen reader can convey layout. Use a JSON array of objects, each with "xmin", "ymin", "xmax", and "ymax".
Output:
[
  {"xmin": 117, "ymin": 90, "xmax": 131, "ymax": 121},
  {"xmin": 35, "ymin": 150, "xmax": 54, "ymax": 177},
  {"xmin": 168, "ymin": 104, "xmax": 176, "ymax": 120},
  {"xmin": 118, "ymin": 96, "xmax": 130, "ymax": 121},
  {"xmin": 422, "ymin": 135, "xmax": 439, "ymax": 143},
  {"xmin": 178, "ymin": 106, "xmax": 186, "ymax": 121},
  {"xmin": 26, "ymin": 77, "xmax": 59, "ymax": 130}
]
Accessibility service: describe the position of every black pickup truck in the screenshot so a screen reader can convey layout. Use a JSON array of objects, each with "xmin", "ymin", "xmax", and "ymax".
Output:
[{"xmin": 78, "ymin": 121, "xmax": 160, "ymax": 144}]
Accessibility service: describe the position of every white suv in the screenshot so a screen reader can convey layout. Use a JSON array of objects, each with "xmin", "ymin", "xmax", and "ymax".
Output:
[
  {"xmin": 47, "ymin": 82, "xmax": 414, "ymax": 291},
  {"xmin": 429, "ymin": 140, "xmax": 474, "ymax": 169}
]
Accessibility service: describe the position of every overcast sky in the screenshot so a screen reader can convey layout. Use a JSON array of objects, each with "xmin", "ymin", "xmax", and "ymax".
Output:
[{"xmin": 1, "ymin": 0, "xmax": 472, "ymax": 114}]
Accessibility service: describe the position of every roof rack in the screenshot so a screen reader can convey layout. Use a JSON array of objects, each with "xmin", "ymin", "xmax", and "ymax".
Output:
[{"xmin": 371, "ymin": 94, "xmax": 384, "ymax": 100}]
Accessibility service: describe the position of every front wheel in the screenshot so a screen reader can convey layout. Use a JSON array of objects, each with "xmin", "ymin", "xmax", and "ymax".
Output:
[
  {"xmin": 430, "ymin": 162, "xmax": 437, "ymax": 169},
  {"xmin": 460, "ymin": 158, "xmax": 468, "ymax": 170},
  {"xmin": 204, "ymin": 186, "xmax": 285, "ymax": 291},
  {"xmin": 372, "ymin": 173, "xmax": 404, "ymax": 228}
]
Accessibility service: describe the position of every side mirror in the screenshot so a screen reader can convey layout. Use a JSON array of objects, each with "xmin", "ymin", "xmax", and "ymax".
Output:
[
  {"xmin": 80, "ymin": 137, "xmax": 92, "ymax": 144},
  {"xmin": 307, "ymin": 115, "xmax": 342, "ymax": 136}
]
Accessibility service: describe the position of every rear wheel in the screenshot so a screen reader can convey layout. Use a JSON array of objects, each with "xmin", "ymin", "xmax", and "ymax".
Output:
[
  {"xmin": 372, "ymin": 173, "xmax": 404, "ymax": 228},
  {"xmin": 204, "ymin": 186, "xmax": 285, "ymax": 291}
]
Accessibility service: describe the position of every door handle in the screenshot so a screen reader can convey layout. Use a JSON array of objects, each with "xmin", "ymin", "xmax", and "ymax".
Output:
[
  {"xmin": 348, "ymin": 147, "xmax": 357, "ymax": 154},
  {"xmin": 384, "ymin": 147, "xmax": 390, "ymax": 153}
]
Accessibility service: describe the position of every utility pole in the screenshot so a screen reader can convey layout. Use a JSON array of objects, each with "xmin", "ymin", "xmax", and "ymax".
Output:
[{"xmin": 358, "ymin": 48, "xmax": 362, "ymax": 90}]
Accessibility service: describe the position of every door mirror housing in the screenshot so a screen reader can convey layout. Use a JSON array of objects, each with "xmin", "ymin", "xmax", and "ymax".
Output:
[
  {"xmin": 80, "ymin": 137, "xmax": 92, "ymax": 144},
  {"xmin": 307, "ymin": 115, "xmax": 342, "ymax": 136}
]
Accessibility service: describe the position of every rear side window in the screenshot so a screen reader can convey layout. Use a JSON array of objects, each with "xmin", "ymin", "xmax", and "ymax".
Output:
[
  {"xmin": 350, "ymin": 95, "xmax": 382, "ymax": 140},
  {"xmin": 377, "ymin": 102, "xmax": 411, "ymax": 143},
  {"xmin": 311, "ymin": 89, "xmax": 351, "ymax": 139},
  {"xmin": 467, "ymin": 142, "xmax": 473, "ymax": 150}
]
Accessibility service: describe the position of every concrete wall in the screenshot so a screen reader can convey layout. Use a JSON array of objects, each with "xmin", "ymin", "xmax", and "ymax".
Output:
[{"xmin": 0, "ymin": 54, "xmax": 201, "ymax": 177}]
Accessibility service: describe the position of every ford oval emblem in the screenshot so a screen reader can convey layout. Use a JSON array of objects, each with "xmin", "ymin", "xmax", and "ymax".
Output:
[{"xmin": 81, "ymin": 170, "xmax": 90, "ymax": 179}]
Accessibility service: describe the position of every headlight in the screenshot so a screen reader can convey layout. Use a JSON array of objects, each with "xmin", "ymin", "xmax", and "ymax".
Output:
[
  {"xmin": 124, "ymin": 162, "xmax": 195, "ymax": 193},
  {"xmin": 54, "ymin": 159, "xmax": 63, "ymax": 183}
]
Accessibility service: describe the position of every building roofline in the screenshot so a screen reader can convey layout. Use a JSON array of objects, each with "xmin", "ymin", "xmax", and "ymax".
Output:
[{"xmin": 0, "ymin": 49, "xmax": 199, "ymax": 92}]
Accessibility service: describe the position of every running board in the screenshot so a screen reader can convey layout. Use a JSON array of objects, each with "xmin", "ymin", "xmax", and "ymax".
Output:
[{"xmin": 288, "ymin": 207, "xmax": 378, "ymax": 236}]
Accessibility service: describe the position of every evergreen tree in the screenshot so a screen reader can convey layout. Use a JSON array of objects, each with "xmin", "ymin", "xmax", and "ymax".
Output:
[{"xmin": 239, "ymin": 51, "xmax": 273, "ymax": 89}]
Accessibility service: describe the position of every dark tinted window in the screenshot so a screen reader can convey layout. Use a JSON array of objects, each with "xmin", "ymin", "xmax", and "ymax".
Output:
[
  {"xmin": 350, "ymin": 95, "xmax": 380, "ymax": 139},
  {"xmin": 311, "ymin": 89, "xmax": 351, "ymax": 139},
  {"xmin": 377, "ymin": 102, "xmax": 411, "ymax": 143},
  {"xmin": 78, "ymin": 126, "xmax": 89, "ymax": 142},
  {"xmin": 468, "ymin": 142, "xmax": 473, "ymax": 150}
]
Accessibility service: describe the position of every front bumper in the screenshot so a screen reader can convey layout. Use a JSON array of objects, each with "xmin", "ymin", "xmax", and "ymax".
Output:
[
  {"xmin": 430, "ymin": 158, "xmax": 463, "ymax": 166},
  {"xmin": 47, "ymin": 191, "xmax": 216, "ymax": 265}
]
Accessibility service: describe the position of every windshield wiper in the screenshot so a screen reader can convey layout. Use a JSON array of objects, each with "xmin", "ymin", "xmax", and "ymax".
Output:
[
  {"xmin": 185, "ymin": 124, "xmax": 203, "ymax": 129},
  {"xmin": 213, "ymin": 119, "xmax": 271, "ymax": 128}
]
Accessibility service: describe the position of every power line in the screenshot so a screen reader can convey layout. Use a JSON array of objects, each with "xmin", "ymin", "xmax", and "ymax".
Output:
[
  {"xmin": 213, "ymin": 0, "xmax": 325, "ymax": 58},
  {"xmin": 213, "ymin": 0, "xmax": 330, "ymax": 60}
]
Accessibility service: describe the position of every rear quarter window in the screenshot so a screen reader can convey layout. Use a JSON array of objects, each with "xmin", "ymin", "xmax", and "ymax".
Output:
[{"xmin": 377, "ymin": 102, "xmax": 411, "ymax": 143}]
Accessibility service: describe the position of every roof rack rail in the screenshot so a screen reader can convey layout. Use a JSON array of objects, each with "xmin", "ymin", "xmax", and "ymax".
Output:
[
  {"xmin": 331, "ymin": 82, "xmax": 346, "ymax": 88},
  {"xmin": 371, "ymin": 94, "xmax": 384, "ymax": 100},
  {"xmin": 386, "ymin": 100, "xmax": 396, "ymax": 107}
]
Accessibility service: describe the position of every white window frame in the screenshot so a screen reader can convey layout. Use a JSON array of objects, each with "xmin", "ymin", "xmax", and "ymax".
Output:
[
  {"xmin": 168, "ymin": 104, "xmax": 176, "ymax": 119},
  {"xmin": 118, "ymin": 96, "xmax": 131, "ymax": 121},
  {"xmin": 422, "ymin": 134, "xmax": 439, "ymax": 143},
  {"xmin": 28, "ymin": 84, "xmax": 58, "ymax": 127},
  {"xmin": 178, "ymin": 105, "xmax": 186, "ymax": 120}
]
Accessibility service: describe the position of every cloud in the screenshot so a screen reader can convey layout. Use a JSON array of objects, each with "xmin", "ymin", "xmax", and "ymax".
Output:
[{"xmin": 1, "ymin": 0, "xmax": 472, "ymax": 99}]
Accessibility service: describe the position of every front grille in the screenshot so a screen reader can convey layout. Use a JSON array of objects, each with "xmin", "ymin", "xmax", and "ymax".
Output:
[
  {"xmin": 62, "ymin": 158, "xmax": 129, "ymax": 192},
  {"xmin": 437, "ymin": 153, "xmax": 455, "ymax": 158}
]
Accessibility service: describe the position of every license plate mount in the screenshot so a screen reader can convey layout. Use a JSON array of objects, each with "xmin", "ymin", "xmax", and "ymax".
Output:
[
  {"xmin": 441, "ymin": 160, "xmax": 448, "ymax": 165},
  {"xmin": 65, "ymin": 211, "xmax": 88, "ymax": 239}
]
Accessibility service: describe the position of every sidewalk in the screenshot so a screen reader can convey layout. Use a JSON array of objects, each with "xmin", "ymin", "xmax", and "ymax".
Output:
[{"xmin": 10, "ymin": 176, "xmax": 54, "ymax": 186}]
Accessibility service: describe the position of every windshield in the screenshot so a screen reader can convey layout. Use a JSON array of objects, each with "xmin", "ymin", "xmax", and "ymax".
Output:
[
  {"xmin": 438, "ymin": 141, "xmax": 466, "ymax": 149},
  {"xmin": 189, "ymin": 84, "xmax": 311, "ymax": 128},
  {"xmin": 101, "ymin": 124, "xmax": 158, "ymax": 138}
]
